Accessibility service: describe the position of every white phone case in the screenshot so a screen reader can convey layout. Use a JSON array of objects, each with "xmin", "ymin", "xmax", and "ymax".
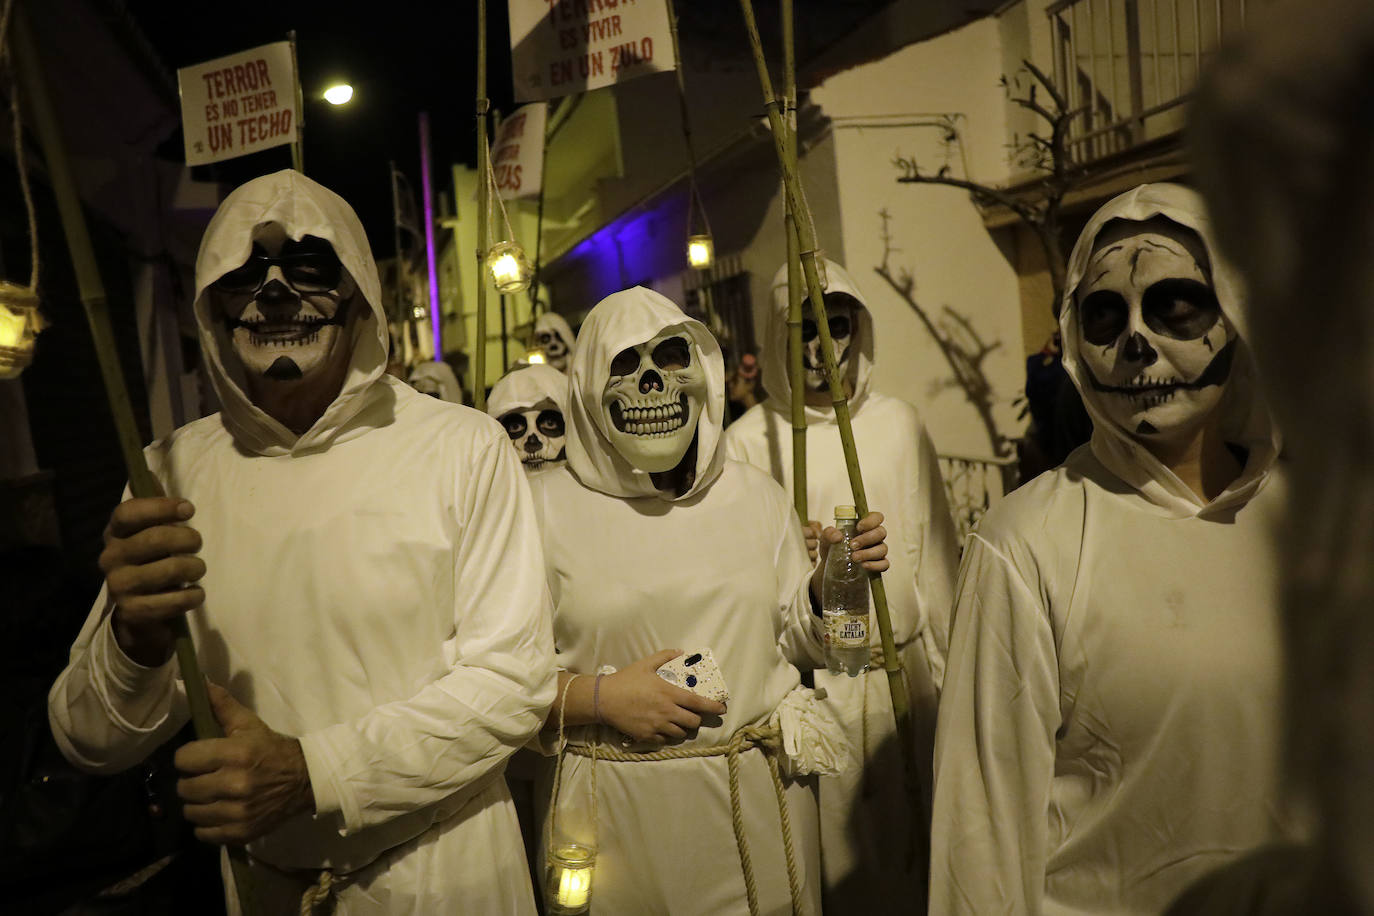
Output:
[{"xmin": 656, "ymin": 649, "xmax": 729, "ymax": 703}]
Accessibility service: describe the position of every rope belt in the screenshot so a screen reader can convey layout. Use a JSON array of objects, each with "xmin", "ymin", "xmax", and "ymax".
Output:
[
  {"xmin": 562, "ymin": 724, "xmax": 804, "ymax": 916},
  {"xmin": 229, "ymin": 854, "xmax": 340, "ymax": 916}
]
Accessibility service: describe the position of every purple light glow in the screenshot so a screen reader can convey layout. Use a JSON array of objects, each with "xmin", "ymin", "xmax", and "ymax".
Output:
[{"xmin": 419, "ymin": 112, "xmax": 443, "ymax": 361}]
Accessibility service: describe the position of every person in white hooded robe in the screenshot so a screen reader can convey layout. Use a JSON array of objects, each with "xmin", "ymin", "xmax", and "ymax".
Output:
[
  {"xmin": 528, "ymin": 286, "xmax": 890, "ymax": 915},
  {"xmin": 723, "ymin": 258, "xmax": 960, "ymax": 910},
  {"xmin": 532, "ymin": 311, "xmax": 577, "ymax": 373},
  {"xmin": 407, "ymin": 360, "xmax": 463, "ymax": 403},
  {"xmin": 47, "ymin": 170, "xmax": 556, "ymax": 915},
  {"xmin": 928, "ymin": 183, "xmax": 1303, "ymax": 915},
  {"xmin": 488, "ymin": 363, "xmax": 570, "ymax": 474}
]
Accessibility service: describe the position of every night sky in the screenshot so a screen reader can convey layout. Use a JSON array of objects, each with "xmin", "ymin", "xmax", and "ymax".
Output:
[{"xmin": 127, "ymin": 0, "xmax": 520, "ymax": 258}]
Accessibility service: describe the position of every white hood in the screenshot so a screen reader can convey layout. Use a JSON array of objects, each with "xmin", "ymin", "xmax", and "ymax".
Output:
[
  {"xmin": 192, "ymin": 169, "xmax": 389, "ymax": 456},
  {"xmin": 759, "ymin": 257, "xmax": 875, "ymax": 424},
  {"xmin": 407, "ymin": 361, "xmax": 462, "ymax": 403},
  {"xmin": 487, "ymin": 363, "xmax": 569, "ymax": 418},
  {"xmin": 565, "ymin": 287, "xmax": 726, "ymax": 501},
  {"xmin": 1060, "ymin": 183, "xmax": 1280, "ymax": 515}
]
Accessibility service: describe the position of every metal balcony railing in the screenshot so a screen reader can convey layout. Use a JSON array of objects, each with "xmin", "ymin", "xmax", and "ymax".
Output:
[{"xmin": 1047, "ymin": 0, "xmax": 1255, "ymax": 162}]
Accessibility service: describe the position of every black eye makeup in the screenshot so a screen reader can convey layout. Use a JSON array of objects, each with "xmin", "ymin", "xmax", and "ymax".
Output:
[
  {"xmin": 1079, "ymin": 290, "xmax": 1129, "ymax": 345},
  {"xmin": 1141, "ymin": 279, "xmax": 1221, "ymax": 340}
]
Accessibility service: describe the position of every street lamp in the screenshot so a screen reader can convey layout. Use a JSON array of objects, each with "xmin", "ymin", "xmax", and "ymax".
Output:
[{"xmin": 323, "ymin": 83, "xmax": 353, "ymax": 105}]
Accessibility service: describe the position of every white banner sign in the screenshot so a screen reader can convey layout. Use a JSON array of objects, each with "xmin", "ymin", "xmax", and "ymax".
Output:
[
  {"xmin": 492, "ymin": 103, "xmax": 547, "ymax": 200},
  {"xmin": 509, "ymin": 0, "xmax": 677, "ymax": 102},
  {"xmin": 178, "ymin": 42, "xmax": 299, "ymax": 167}
]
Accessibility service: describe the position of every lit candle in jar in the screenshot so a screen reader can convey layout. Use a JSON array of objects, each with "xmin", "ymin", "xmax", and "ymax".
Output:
[{"xmin": 545, "ymin": 842, "xmax": 595, "ymax": 914}]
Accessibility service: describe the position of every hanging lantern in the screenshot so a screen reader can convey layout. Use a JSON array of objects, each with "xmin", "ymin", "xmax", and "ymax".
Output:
[
  {"xmin": 0, "ymin": 281, "xmax": 43, "ymax": 381},
  {"xmin": 686, "ymin": 233, "xmax": 714, "ymax": 270},
  {"xmin": 488, "ymin": 240, "xmax": 534, "ymax": 293},
  {"xmin": 545, "ymin": 842, "xmax": 595, "ymax": 915}
]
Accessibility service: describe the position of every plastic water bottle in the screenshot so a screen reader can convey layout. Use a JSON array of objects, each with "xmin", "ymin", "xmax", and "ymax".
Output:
[{"xmin": 822, "ymin": 505, "xmax": 870, "ymax": 677}]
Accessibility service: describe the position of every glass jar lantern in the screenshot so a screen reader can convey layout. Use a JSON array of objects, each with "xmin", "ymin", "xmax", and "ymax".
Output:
[{"xmin": 0, "ymin": 281, "xmax": 42, "ymax": 381}]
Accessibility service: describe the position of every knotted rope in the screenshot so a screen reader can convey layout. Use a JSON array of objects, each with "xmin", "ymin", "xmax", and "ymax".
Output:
[
  {"xmin": 299, "ymin": 870, "xmax": 335, "ymax": 916},
  {"xmin": 558, "ymin": 722, "xmax": 804, "ymax": 916}
]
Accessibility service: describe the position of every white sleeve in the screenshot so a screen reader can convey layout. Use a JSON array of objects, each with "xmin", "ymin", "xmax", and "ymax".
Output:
[
  {"xmin": 773, "ymin": 490, "xmax": 825, "ymax": 669},
  {"xmin": 47, "ymin": 583, "xmax": 189, "ymax": 774},
  {"xmin": 911, "ymin": 421, "xmax": 961, "ymax": 692},
  {"xmin": 298, "ymin": 436, "xmax": 558, "ymax": 835},
  {"xmin": 929, "ymin": 532, "xmax": 1060, "ymax": 916}
]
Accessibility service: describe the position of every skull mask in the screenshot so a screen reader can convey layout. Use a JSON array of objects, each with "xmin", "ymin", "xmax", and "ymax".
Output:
[
  {"xmin": 801, "ymin": 295, "xmax": 859, "ymax": 392},
  {"xmin": 498, "ymin": 399, "xmax": 567, "ymax": 473},
  {"xmin": 536, "ymin": 326, "xmax": 571, "ymax": 371},
  {"xmin": 209, "ymin": 224, "xmax": 357, "ymax": 383},
  {"xmin": 1076, "ymin": 218, "xmax": 1237, "ymax": 442},
  {"xmin": 602, "ymin": 328, "xmax": 707, "ymax": 472}
]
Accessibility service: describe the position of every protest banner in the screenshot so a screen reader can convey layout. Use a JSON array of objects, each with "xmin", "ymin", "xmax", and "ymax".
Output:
[
  {"xmin": 509, "ymin": 0, "xmax": 677, "ymax": 102},
  {"xmin": 178, "ymin": 41, "xmax": 299, "ymax": 167},
  {"xmin": 491, "ymin": 102, "xmax": 547, "ymax": 199}
]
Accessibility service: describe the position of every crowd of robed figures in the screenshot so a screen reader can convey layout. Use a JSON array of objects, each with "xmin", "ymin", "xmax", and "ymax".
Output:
[{"xmin": 43, "ymin": 134, "xmax": 1317, "ymax": 913}]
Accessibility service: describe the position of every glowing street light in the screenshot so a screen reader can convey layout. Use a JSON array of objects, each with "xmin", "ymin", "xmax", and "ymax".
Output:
[{"xmin": 323, "ymin": 83, "xmax": 354, "ymax": 106}]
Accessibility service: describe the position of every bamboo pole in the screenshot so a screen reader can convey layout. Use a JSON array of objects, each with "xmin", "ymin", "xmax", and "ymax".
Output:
[
  {"xmin": 11, "ymin": 4, "xmax": 259, "ymax": 909},
  {"xmin": 474, "ymin": 0, "xmax": 490, "ymax": 410},
  {"xmin": 781, "ymin": 0, "xmax": 807, "ymax": 525},
  {"xmin": 288, "ymin": 30, "xmax": 304, "ymax": 173},
  {"xmin": 737, "ymin": 0, "xmax": 917, "ymax": 806}
]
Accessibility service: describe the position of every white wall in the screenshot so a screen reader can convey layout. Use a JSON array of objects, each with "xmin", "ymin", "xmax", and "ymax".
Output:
[{"xmin": 812, "ymin": 17, "xmax": 1026, "ymax": 459}]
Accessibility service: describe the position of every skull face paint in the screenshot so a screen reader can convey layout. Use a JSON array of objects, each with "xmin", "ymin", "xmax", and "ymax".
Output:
[
  {"xmin": 498, "ymin": 399, "xmax": 567, "ymax": 472},
  {"xmin": 801, "ymin": 295, "xmax": 858, "ymax": 392},
  {"xmin": 210, "ymin": 225, "xmax": 357, "ymax": 383},
  {"xmin": 535, "ymin": 326, "xmax": 571, "ymax": 371},
  {"xmin": 1076, "ymin": 221, "xmax": 1237, "ymax": 441},
  {"xmin": 602, "ymin": 329, "xmax": 707, "ymax": 472}
]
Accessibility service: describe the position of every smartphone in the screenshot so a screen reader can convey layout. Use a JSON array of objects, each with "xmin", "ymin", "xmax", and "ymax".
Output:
[{"xmin": 656, "ymin": 649, "xmax": 729, "ymax": 703}]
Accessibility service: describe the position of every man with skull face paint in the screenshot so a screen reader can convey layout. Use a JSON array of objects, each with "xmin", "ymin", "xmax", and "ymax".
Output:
[
  {"xmin": 531, "ymin": 311, "xmax": 577, "ymax": 373},
  {"xmin": 929, "ymin": 184, "xmax": 1301, "ymax": 915},
  {"xmin": 48, "ymin": 170, "xmax": 556, "ymax": 914},
  {"xmin": 723, "ymin": 257, "xmax": 960, "ymax": 912},
  {"xmin": 488, "ymin": 364, "xmax": 569, "ymax": 474},
  {"xmin": 527, "ymin": 286, "xmax": 890, "ymax": 915}
]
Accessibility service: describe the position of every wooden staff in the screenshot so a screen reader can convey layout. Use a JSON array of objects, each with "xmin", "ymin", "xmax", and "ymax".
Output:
[
  {"xmin": 11, "ymin": 2, "xmax": 259, "ymax": 909},
  {"xmin": 288, "ymin": 30, "xmax": 304, "ymax": 174},
  {"xmin": 474, "ymin": 0, "xmax": 490, "ymax": 410},
  {"xmin": 781, "ymin": 0, "xmax": 806, "ymax": 524},
  {"xmin": 737, "ymin": 0, "xmax": 917, "ymax": 798}
]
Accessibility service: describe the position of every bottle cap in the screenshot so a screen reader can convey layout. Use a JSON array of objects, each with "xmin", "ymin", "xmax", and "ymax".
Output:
[{"xmin": 833, "ymin": 504, "xmax": 857, "ymax": 521}]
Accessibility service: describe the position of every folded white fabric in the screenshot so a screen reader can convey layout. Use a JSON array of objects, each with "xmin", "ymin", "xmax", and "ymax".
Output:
[{"xmin": 772, "ymin": 686, "xmax": 851, "ymax": 777}]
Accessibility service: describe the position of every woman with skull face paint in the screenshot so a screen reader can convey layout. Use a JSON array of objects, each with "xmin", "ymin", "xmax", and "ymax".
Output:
[
  {"xmin": 527, "ymin": 286, "xmax": 889, "ymax": 915},
  {"xmin": 929, "ymin": 184, "xmax": 1304, "ymax": 915},
  {"xmin": 49, "ymin": 171, "xmax": 556, "ymax": 915},
  {"xmin": 724, "ymin": 257, "xmax": 960, "ymax": 913},
  {"xmin": 488, "ymin": 364, "xmax": 570, "ymax": 474}
]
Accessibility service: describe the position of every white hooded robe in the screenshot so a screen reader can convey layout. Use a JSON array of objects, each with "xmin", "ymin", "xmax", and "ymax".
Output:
[
  {"xmin": 529, "ymin": 287, "xmax": 828, "ymax": 915},
  {"xmin": 722, "ymin": 258, "xmax": 960, "ymax": 910},
  {"xmin": 47, "ymin": 170, "xmax": 557, "ymax": 915},
  {"xmin": 929, "ymin": 183, "xmax": 1300, "ymax": 915}
]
